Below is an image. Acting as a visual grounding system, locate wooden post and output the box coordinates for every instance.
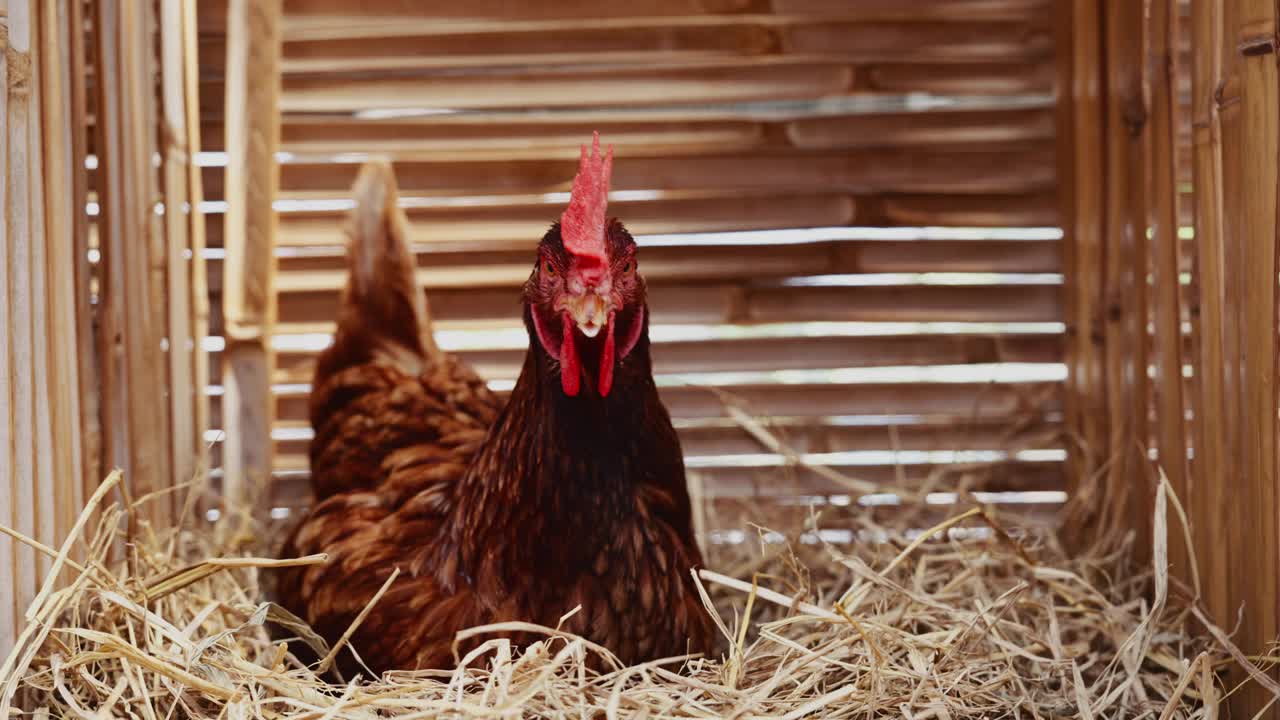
[183,0,211,480]
[161,0,196,492]
[1224,0,1280,713]
[1188,0,1230,631]
[1053,0,1107,537]
[1146,0,1190,583]
[0,0,17,654]
[221,0,281,522]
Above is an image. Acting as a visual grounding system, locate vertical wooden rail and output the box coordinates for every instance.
[1227,0,1280,713]
[5,0,41,639]
[94,1,177,528]
[161,0,196,493]
[222,0,281,522]
[183,0,210,480]
[0,0,91,651]
[1147,0,1190,583]
[1053,0,1107,538]
[1102,0,1153,556]
[0,0,16,654]
[1188,0,1230,630]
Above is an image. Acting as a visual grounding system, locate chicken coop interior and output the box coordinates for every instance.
[4,0,1280,716]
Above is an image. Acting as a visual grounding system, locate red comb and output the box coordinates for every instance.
[560,132,613,266]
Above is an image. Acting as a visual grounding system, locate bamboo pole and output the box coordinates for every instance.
[221,0,281,523]
[1188,0,1229,629]
[1226,0,1280,711]
[1146,0,1190,584]
[1052,0,1107,534]
[1099,0,1153,557]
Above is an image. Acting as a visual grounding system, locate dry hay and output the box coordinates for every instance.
[0,468,1267,719]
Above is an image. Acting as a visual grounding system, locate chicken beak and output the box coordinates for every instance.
[562,292,611,338]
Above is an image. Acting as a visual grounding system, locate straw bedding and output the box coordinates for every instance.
[0,468,1264,718]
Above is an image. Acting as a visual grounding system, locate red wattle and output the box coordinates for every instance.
[560,312,580,396]
[598,312,617,397]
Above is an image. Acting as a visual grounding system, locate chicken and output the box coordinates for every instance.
[276,134,716,675]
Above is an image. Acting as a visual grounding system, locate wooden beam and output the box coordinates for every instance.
[220,0,281,518]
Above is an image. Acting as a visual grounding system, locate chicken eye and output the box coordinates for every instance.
[543,260,556,277]
[623,261,634,274]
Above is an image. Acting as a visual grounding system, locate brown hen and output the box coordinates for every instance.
[277,135,716,675]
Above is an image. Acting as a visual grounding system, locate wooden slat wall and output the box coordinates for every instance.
[0,0,206,652]
[0,0,93,658]
[196,1,1066,519]
[1061,1,1280,716]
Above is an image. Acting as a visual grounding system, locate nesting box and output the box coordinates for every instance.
[2,0,1278,716]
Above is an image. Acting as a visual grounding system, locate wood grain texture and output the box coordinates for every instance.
[220,0,282,518]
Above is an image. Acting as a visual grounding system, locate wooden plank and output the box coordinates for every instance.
[255,380,1062,428]
[1052,0,1106,518]
[245,331,1065,385]
[254,416,1064,461]
[161,0,196,490]
[220,0,281,516]
[230,119,768,155]
[184,0,212,481]
[200,0,1054,36]
[1100,0,1152,558]
[205,111,1055,156]
[255,281,1062,330]
[1147,0,1190,585]
[201,146,1057,200]
[65,0,99,503]
[6,0,41,624]
[214,237,1063,291]
[1189,0,1229,630]
[276,62,856,113]
[0,0,18,651]
[38,0,85,547]
[1227,0,1279,710]
[864,62,1052,95]
[24,0,57,582]
[259,458,1064,506]
[787,108,1055,150]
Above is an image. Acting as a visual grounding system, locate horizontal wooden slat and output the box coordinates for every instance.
[227,282,1061,331]
[210,193,859,248]
[234,459,1063,510]
[207,237,1063,291]
[212,380,1061,428]
[865,62,1052,95]
[209,331,1064,385]
[287,63,859,113]
[203,146,1055,199]
[201,110,1055,156]
[250,415,1063,460]
[200,0,1054,38]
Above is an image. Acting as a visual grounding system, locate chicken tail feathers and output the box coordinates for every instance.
[333,161,439,370]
